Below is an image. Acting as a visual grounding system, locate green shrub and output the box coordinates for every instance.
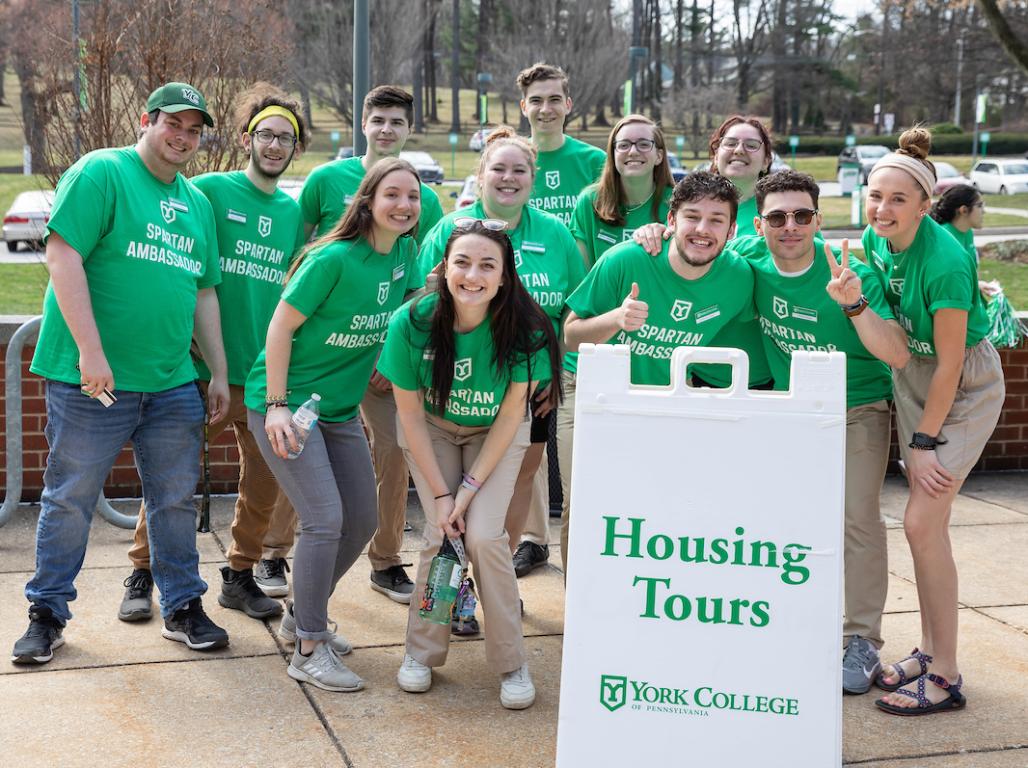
[773,132,1028,156]
[930,122,963,135]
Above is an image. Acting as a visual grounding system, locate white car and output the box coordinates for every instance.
[450,175,478,209]
[399,150,444,184]
[970,159,1028,195]
[3,190,54,252]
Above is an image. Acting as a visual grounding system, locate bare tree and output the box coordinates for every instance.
[976,0,1028,75]
[731,0,771,110]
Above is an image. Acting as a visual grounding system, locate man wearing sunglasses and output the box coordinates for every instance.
[116,85,309,625]
[729,169,910,696]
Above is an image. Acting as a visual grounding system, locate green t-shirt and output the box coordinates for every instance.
[566,240,754,386]
[528,136,606,227]
[733,196,759,237]
[941,221,977,263]
[695,194,771,387]
[863,217,990,356]
[31,146,220,392]
[190,171,306,385]
[298,156,444,244]
[244,236,417,422]
[376,293,550,427]
[412,201,586,331]
[731,235,894,409]
[570,185,674,269]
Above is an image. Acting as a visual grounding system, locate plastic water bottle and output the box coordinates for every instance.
[286,393,321,460]
[419,537,463,625]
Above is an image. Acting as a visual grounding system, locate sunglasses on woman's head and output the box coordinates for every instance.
[454,217,506,232]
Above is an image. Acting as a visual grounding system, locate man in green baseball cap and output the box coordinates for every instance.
[146,81,215,127]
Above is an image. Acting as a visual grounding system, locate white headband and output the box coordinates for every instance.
[869,153,936,198]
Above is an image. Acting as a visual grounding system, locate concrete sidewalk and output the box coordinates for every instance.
[1,474,1026,767]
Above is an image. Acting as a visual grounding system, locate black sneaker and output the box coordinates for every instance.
[370,564,415,604]
[254,558,290,598]
[12,604,65,665]
[118,568,154,622]
[512,541,549,577]
[218,566,283,619]
[162,598,229,651]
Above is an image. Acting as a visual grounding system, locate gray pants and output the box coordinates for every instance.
[248,410,378,641]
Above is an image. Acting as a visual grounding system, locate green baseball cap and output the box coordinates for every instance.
[146,82,214,127]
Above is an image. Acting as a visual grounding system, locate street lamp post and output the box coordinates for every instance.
[352,0,369,155]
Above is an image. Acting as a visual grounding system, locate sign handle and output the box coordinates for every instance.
[669,346,749,396]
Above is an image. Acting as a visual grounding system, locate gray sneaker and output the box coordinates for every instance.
[842,635,881,695]
[287,642,364,692]
[278,599,352,656]
[118,568,154,622]
[254,558,290,597]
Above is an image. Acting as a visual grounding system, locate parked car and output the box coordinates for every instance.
[836,144,890,184]
[667,154,688,182]
[469,127,497,152]
[451,174,478,209]
[277,178,304,201]
[400,150,444,184]
[334,146,354,161]
[933,162,971,195]
[970,159,1028,195]
[3,190,54,252]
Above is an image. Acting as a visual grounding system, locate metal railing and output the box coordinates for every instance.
[1,316,134,529]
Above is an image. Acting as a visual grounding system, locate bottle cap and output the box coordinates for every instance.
[311,393,321,401]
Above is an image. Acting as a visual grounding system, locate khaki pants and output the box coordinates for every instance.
[842,400,892,647]
[556,371,576,574]
[261,491,298,560]
[129,383,282,572]
[894,340,1005,480]
[360,384,410,571]
[402,415,530,674]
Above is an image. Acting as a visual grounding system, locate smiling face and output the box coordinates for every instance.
[479,144,534,213]
[613,121,663,181]
[668,196,735,268]
[866,166,930,248]
[520,79,572,139]
[756,190,822,268]
[714,122,771,186]
[363,106,411,159]
[243,114,297,180]
[369,169,421,239]
[141,109,204,171]
[445,232,505,310]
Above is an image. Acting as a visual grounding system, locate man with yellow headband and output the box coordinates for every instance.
[298,85,444,606]
[115,84,309,626]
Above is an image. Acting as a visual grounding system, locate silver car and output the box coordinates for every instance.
[399,151,444,185]
[3,190,54,252]
[970,159,1028,195]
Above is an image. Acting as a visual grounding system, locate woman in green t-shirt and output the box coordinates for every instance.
[246,157,422,693]
[708,115,774,237]
[862,129,1004,717]
[378,221,560,709]
[930,184,984,263]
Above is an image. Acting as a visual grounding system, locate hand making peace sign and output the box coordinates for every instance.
[824,239,863,306]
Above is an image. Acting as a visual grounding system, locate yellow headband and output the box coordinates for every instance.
[248,106,300,140]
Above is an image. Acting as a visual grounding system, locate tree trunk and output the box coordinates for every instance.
[976,0,1028,76]
[12,55,46,171]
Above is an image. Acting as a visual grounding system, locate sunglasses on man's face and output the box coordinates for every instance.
[760,209,818,228]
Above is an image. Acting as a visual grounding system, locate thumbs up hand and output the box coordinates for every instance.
[824,240,863,306]
[617,282,649,332]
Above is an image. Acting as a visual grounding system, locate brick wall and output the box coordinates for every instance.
[3,317,1028,501]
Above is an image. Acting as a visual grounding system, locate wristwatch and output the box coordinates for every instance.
[909,432,947,451]
[840,295,869,318]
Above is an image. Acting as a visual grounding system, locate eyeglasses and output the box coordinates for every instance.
[972,200,985,209]
[614,138,656,153]
[720,137,764,153]
[454,217,506,232]
[251,129,297,148]
[761,209,818,228]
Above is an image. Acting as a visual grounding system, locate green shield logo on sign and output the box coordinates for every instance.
[600,675,628,712]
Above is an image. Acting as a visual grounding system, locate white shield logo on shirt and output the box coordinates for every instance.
[454,358,472,382]
[258,215,272,238]
[160,200,176,224]
[513,249,523,269]
[890,278,905,295]
[670,299,692,322]
[545,170,560,190]
[773,296,789,319]
[377,281,390,306]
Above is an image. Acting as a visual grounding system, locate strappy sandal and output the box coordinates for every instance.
[875,673,966,716]
[875,647,933,692]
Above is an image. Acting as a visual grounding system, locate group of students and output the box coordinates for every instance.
[11,65,1003,718]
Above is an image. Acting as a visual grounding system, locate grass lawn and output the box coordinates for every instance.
[0,261,49,315]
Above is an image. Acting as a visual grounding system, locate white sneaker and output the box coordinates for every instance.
[397,653,432,692]
[287,643,364,692]
[500,663,536,709]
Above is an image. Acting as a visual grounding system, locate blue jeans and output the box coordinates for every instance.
[25,381,208,622]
